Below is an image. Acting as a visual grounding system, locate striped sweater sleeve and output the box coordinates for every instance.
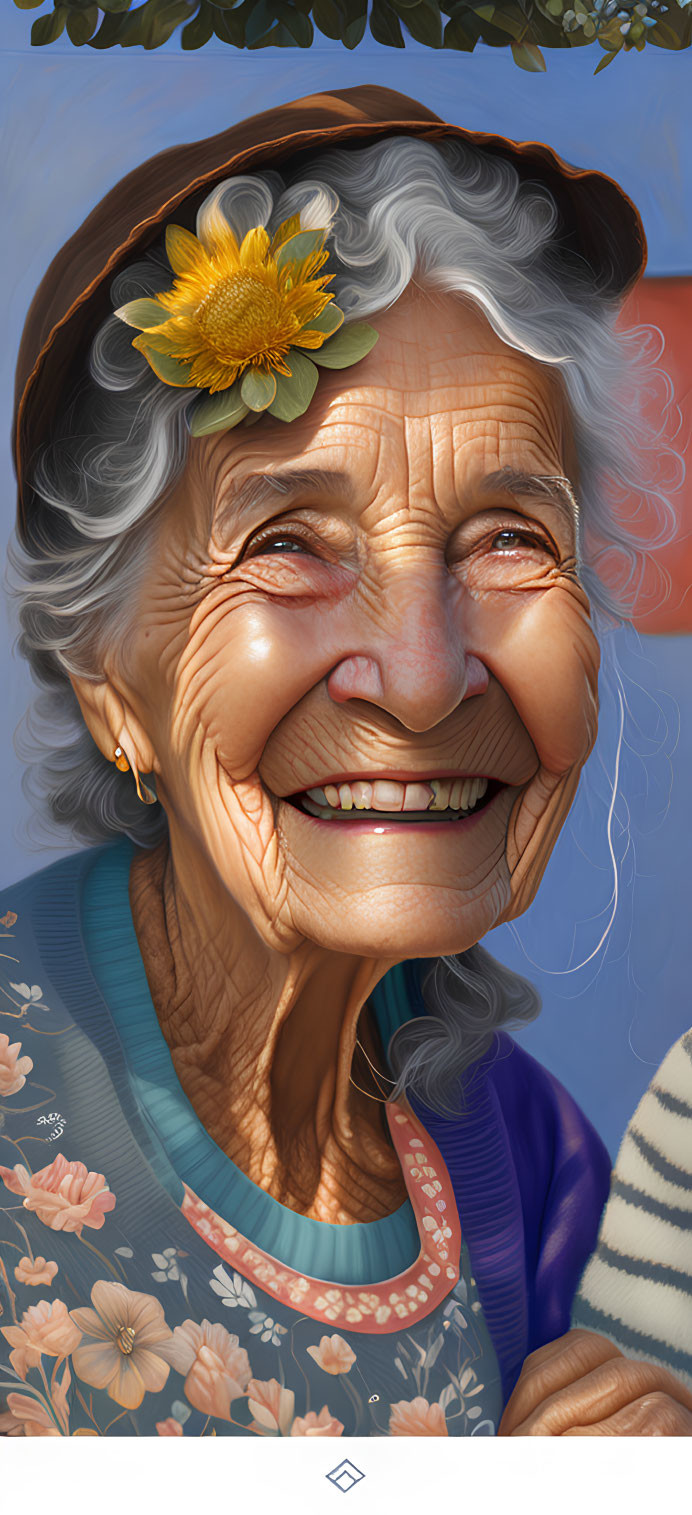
[571,1029,692,1390]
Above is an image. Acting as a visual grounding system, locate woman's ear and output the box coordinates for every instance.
[69,673,159,777]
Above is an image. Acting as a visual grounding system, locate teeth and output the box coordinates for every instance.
[429,779,451,811]
[298,776,490,815]
[402,782,434,812]
[372,780,405,812]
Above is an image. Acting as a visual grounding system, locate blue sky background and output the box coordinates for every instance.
[1,23,691,1156]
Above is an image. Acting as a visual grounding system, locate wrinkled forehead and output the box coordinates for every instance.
[188,292,576,529]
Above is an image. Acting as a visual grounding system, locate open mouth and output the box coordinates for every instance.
[283,775,503,823]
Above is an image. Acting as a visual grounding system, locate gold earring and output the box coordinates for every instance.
[114,745,157,805]
[133,768,158,807]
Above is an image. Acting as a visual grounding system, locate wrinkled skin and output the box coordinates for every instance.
[499,1330,692,1436]
[72,288,599,1233]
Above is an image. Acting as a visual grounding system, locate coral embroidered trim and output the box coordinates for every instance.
[181,1099,460,1334]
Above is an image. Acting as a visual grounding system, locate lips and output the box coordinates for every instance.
[283,774,501,823]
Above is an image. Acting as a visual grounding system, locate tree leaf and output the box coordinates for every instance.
[398,0,443,45]
[312,0,342,35]
[31,7,68,44]
[593,44,618,70]
[241,368,277,410]
[189,383,250,436]
[66,4,99,44]
[369,0,405,45]
[310,322,379,370]
[268,351,319,421]
[13,0,47,10]
[181,3,214,46]
[511,40,547,68]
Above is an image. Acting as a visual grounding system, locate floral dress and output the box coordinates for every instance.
[0,843,504,1438]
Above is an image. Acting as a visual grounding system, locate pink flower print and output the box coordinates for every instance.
[0,1034,33,1096]
[156,1416,184,1436]
[389,1396,449,1436]
[2,1299,81,1379]
[247,1377,296,1435]
[0,1361,71,1437]
[13,1255,58,1288]
[306,1334,356,1376]
[70,1280,173,1410]
[166,1319,251,1422]
[0,1154,116,1234]
[291,1407,344,1437]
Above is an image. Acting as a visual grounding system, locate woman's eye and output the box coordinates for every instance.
[491,529,542,552]
[247,535,309,558]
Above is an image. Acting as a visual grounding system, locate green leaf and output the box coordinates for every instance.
[98,0,134,11]
[443,16,478,50]
[31,7,68,44]
[136,345,193,386]
[212,8,244,42]
[398,0,442,46]
[189,384,249,437]
[116,298,168,329]
[312,0,342,36]
[511,40,547,69]
[369,0,405,46]
[310,322,379,370]
[295,302,344,340]
[13,0,46,10]
[66,3,99,44]
[268,352,319,422]
[241,369,277,411]
[275,229,326,274]
[181,3,214,46]
[343,11,366,44]
[274,0,313,43]
[593,46,618,71]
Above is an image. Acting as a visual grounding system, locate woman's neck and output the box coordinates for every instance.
[128,835,410,1224]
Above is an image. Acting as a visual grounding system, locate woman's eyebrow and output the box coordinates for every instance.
[215,467,353,532]
[479,467,578,527]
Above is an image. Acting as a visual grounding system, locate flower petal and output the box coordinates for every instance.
[165,224,209,278]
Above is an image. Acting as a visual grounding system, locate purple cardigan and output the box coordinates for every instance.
[410,1031,611,1399]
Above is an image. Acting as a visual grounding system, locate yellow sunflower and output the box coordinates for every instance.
[116,207,378,437]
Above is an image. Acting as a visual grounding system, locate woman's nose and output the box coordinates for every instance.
[326,577,488,731]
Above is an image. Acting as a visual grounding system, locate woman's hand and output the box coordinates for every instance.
[498,1329,692,1436]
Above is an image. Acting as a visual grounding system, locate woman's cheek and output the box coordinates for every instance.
[172,591,352,777]
[467,587,600,777]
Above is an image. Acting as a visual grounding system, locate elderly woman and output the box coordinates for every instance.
[1,87,690,1439]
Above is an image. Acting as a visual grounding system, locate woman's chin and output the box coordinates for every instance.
[288,877,513,960]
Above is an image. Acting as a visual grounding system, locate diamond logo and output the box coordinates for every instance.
[326,1459,366,1493]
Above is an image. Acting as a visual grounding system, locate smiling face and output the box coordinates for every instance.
[102,288,599,960]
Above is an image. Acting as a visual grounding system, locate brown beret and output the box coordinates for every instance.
[13,83,646,539]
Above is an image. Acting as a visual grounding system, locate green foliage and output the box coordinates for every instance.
[12,0,692,66]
